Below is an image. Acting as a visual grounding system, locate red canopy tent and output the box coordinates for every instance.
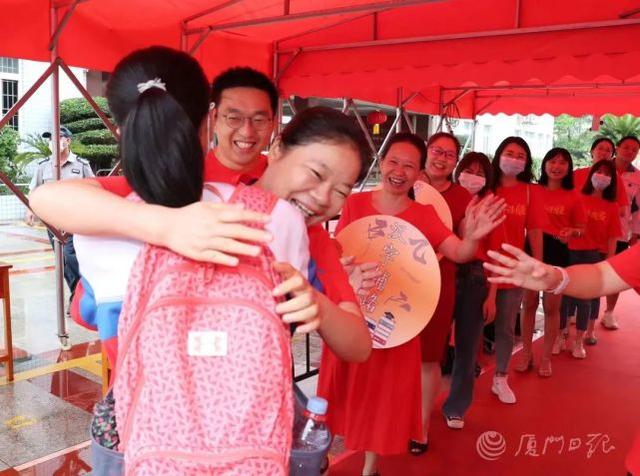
[2,0,640,117]
[1,0,640,349]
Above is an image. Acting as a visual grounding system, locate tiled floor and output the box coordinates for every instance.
[0,379,93,468]
[1,223,96,357]
[1,223,102,474]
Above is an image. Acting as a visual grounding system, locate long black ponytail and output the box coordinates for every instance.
[107,46,210,207]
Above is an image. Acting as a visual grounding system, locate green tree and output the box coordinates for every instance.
[60,97,119,171]
[599,114,640,144]
[15,133,51,163]
[0,127,24,189]
[553,115,594,167]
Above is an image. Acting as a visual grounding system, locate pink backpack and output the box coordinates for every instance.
[113,185,293,475]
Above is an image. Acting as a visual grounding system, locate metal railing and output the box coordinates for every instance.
[0,183,29,222]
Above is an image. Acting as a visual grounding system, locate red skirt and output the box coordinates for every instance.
[420,258,456,362]
[318,338,423,455]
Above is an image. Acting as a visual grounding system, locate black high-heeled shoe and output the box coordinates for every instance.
[408,439,429,455]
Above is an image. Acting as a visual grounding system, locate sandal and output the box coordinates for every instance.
[408,439,429,455]
[538,357,552,378]
[444,414,465,429]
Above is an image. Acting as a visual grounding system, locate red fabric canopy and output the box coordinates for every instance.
[2,0,640,117]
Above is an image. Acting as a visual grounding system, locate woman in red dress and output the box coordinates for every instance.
[330,132,505,476]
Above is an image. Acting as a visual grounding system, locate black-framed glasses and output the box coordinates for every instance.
[429,146,457,161]
[220,113,273,131]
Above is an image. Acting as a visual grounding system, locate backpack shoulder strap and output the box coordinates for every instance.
[229,183,279,215]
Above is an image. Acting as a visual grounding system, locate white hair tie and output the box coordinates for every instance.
[137,78,166,94]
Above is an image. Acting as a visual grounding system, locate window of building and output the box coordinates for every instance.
[2,79,19,129]
[0,57,19,74]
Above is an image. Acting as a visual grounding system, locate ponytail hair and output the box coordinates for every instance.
[107,46,210,207]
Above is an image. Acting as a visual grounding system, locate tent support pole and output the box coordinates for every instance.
[436,88,445,132]
[59,60,118,138]
[352,100,402,191]
[182,0,246,24]
[58,59,121,176]
[0,62,66,242]
[443,81,640,92]
[278,17,640,54]
[401,91,420,108]
[275,49,300,84]
[341,98,349,114]
[273,45,284,136]
[403,110,415,133]
[189,30,213,55]
[395,88,403,133]
[49,0,88,50]
[49,0,70,351]
[476,99,499,115]
[276,12,376,46]
[0,62,56,130]
[186,0,441,35]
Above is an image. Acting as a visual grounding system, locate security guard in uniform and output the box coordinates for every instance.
[26,126,94,305]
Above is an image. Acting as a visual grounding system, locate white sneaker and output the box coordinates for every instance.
[551,334,567,355]
[492,375,516,404]
[572,340,587,359]
[601,311,619,330]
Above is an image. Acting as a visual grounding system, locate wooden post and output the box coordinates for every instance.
[0,263,14,382]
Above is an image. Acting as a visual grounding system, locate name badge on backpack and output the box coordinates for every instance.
[188,331,228,357]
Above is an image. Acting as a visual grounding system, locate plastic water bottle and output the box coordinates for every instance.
[293,396,330,451]
[290,396,331,475]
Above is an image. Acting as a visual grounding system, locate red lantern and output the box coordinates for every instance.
[367,110,387,135]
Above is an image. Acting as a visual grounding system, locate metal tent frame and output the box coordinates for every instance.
[1,0,639,353]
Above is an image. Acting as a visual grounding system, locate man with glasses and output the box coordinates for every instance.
[205,67,278,185]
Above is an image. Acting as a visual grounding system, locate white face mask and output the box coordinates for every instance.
[499,156,526,177]
[458,171,486,195]
[591,173,612,191]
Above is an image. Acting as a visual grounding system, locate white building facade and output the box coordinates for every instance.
[1,57,90,143]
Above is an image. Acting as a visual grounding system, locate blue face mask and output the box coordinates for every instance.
[499,156,526,177]
[591,173,611,191]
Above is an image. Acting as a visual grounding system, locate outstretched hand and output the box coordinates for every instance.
[463,194,506,241]
[483,243,561,292]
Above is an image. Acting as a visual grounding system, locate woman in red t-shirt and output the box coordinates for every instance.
[418,132,473,440]
[573,137,628,209]
[515,148,585,377]
[331,132,504,476]
[485,136,546,405]
[557,159,621,359]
